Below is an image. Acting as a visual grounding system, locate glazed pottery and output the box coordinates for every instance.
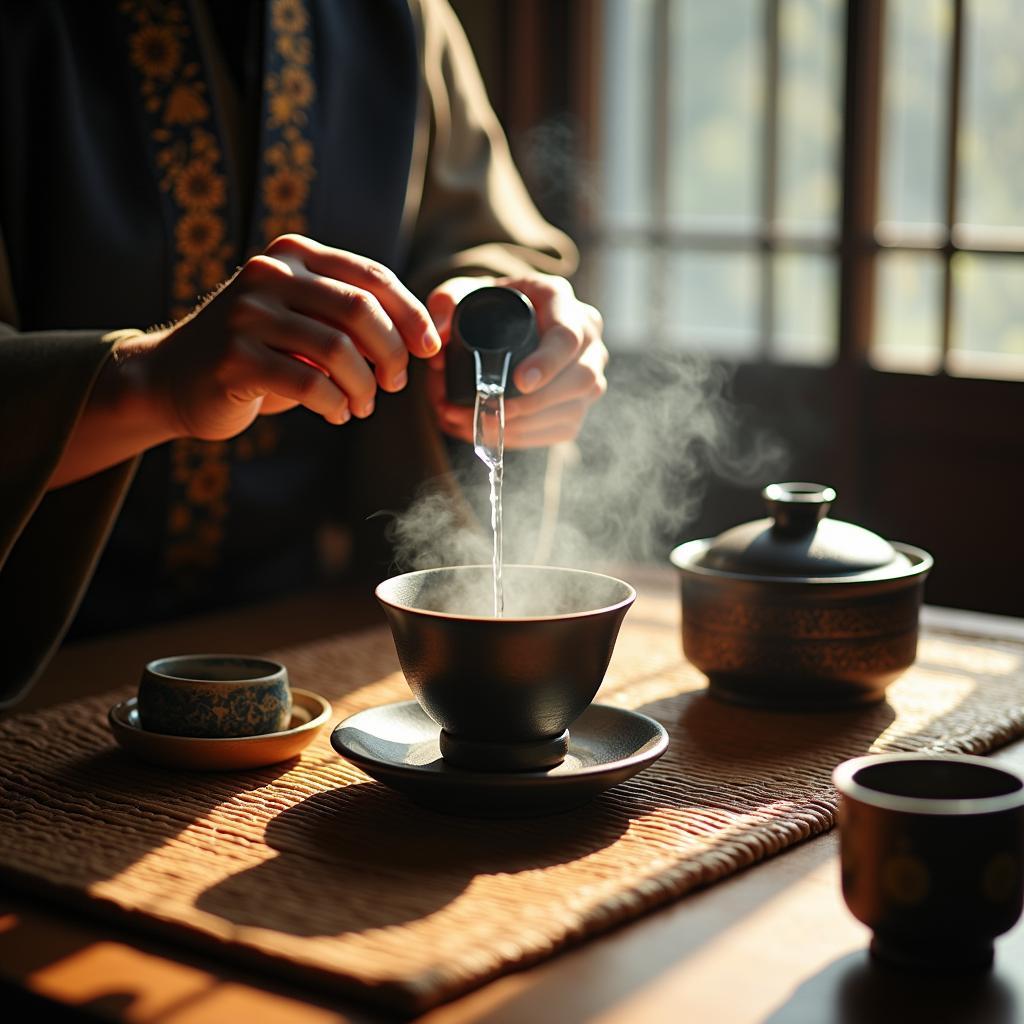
[110,689,330,771]
[834,753,1024,970]
[137,654,292,738]
[376,565,636,771]
[670,482,932,709]
[331,700,668,816]
[444,286,538,405]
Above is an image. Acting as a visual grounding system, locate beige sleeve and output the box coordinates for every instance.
[403,0,580,296]
[0,231,139,707]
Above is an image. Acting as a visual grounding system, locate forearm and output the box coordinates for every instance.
[48,331,181,490]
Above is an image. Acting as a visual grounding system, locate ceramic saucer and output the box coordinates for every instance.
[330,700,669,816]
[109,688,331,771]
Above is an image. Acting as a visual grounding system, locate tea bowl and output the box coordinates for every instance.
[375,565,636,772]
[834,753,1024,971]
[137,654,292,738]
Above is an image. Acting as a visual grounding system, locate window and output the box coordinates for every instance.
[588,0,1024,382]
[454,0,1024,614]
[874,0,1024,379]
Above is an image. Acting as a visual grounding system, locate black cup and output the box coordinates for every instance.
[834,753,1024,971]
[376,565,635,772]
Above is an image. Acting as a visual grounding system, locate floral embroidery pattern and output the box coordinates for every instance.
[121,0,317,588]
[121,2,233,322]
[260,0,317,242]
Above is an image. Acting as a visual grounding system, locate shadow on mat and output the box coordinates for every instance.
[1,747,296,887]
[196,781,631,935]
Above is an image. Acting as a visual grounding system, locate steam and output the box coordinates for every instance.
[385,116,788,611]
[385,352,787,598]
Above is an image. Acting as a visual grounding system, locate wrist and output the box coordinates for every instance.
[99,330,185,444]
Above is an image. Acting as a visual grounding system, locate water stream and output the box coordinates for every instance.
[472,349,512,617]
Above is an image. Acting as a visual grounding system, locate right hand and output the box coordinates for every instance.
[136,234,441,441]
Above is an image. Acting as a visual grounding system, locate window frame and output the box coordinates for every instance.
[456,0,1024,616]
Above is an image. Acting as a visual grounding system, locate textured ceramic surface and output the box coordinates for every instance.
[671,484,932,709]
[835,754,1024,971]
[109,689,330,771]
[376,565,636,771]
[676,558,929,708]
[331,700,669,817]
[137,655,291,738]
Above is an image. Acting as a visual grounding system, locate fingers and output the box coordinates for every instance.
[422,274,609,450]
[229,293,377,417]
[426,276,495,371]
[503,346,608,421]
[264,235,442,359]
[242,255,407,394]
[435,398,591,449]
[231,337,351,425]
[426,276,495,343]
[496,277,600,395]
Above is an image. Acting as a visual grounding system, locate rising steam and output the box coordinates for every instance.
[385,351,787,598]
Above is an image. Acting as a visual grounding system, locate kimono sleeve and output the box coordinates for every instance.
[404,0,580,295]
[0,231,139,707]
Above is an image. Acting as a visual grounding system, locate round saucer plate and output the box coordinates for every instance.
[109,688,331,771]
[330,701,669,816]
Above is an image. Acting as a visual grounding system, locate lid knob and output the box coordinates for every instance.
[763,482,837,537]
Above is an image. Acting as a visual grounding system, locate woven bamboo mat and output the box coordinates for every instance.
[1,585,1024,1013]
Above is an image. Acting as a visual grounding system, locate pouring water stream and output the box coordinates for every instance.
[473,348,512,617]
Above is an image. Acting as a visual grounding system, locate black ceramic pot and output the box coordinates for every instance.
[376,565,636,772]
[834,754,1024,971]
[669,483,932,709]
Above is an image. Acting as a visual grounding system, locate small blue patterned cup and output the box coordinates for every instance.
[137,655,292,738]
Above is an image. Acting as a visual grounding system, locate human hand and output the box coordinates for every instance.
[425,274,608,447]
[140,234,441,441]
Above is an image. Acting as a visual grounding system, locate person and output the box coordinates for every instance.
[0,0,608,706]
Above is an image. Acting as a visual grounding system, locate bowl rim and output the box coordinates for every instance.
[833,753,1024,816]
[144,654,286,686]
[375,564,637,622]
[670,539,933,586]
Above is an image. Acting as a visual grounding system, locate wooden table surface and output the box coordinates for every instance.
[2,570,1023,1024]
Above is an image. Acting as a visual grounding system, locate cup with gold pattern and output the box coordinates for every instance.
[834,753,1024,971]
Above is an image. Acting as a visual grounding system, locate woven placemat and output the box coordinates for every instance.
[2,586,1024,1013]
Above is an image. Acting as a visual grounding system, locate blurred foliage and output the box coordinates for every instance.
[598,0,1024,373]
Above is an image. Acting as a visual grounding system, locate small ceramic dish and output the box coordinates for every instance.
[109,688,331,771]
[331,700,669,817]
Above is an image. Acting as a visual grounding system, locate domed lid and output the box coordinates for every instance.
[696,483,909,579]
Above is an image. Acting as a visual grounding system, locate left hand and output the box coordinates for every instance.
[425,275,608,447]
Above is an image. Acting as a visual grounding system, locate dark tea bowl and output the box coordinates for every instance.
[834,753,1024,972]
[375,565,636,772]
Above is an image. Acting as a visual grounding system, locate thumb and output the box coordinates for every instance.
[426,276,494,344]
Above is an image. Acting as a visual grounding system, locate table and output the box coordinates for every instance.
[2,570,1022,1024]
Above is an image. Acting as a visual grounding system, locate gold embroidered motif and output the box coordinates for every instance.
[272,0,308,36]
[122,0,316,589]
[261,0,316,242]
